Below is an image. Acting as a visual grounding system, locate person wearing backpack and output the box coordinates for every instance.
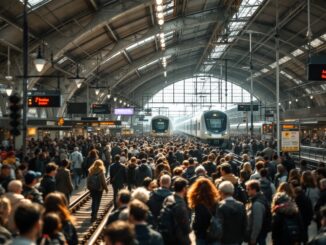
[271,192,303,245]
[245,180,270,245]
[147,175,172,229]
[217,181,247,245]
[158,177,191,245]
[215,163,247,204]
[87,159,108,222]
[135,159,152,187]
[187,177,220,245]
[258,168,275,203]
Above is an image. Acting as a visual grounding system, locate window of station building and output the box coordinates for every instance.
[145,77,255,117]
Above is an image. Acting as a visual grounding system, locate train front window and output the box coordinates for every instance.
[204,112,226,133]
[152,119,169,132]
[207,119,222,130]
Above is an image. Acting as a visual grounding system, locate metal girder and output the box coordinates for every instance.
[108,38,207,89]
[56,10,222,116]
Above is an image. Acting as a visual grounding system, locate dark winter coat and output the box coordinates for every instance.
[218,197,247,244]
[135,224,164,245]
[40,175,56,198]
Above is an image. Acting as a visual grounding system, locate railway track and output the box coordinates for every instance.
[69,178,114,244]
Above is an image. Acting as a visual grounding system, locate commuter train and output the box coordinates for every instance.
[176,110,230,145]
[150,115,172,137]
[229,122,275,140]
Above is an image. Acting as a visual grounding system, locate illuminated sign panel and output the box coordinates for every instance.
[308,64,326,81]
[114,108,134,115]
[27,91,61,107]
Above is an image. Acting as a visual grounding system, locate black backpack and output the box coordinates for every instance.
[158,197,177,243]
[87,173,101,191]
[233,183,248,204]
[282,215,301,243]
[259,179,273,202]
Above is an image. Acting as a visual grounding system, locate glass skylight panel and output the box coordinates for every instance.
[291,49,304,57]
[57,56,68,64]
[261,68,269,73]
[269,62,277,69]
[320,84,326,91]
[310,38,324,48]
[278,56,291,65]
[201,0,264,72]
[20,0,51,10]
[320,33,326,41]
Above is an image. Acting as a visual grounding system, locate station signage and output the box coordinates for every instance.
[27,90,61,107]
[281,123,300,152]
[308,64,326,81]
[92,104,110,114]
[237,104,259,111]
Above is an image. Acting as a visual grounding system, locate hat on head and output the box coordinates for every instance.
[24,170,42,184]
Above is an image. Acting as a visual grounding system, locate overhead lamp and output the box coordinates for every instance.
[162,57,166,62]
[295,98,298,102]
[157,5,163,11]
[75,79,82,88]
[164,71,167,77]
[127,104,130,107]
[157,12,164,19]
[288,101,292,105]
[123,102,126,106]
[5,47,13,81]
[119,99,122,103]
[161,43,166,48]
[160,33,164,38]
[114,97,117,102]
[278,102,281,106]
[307,106,311,109]
[34,46,46,72]
[95,88,100,95]
[310,95,313,99]
[156,0,163,4]
[158,19,164,25]
[107,94,111,99]
[5,88,13,96]
[163,63,167,68]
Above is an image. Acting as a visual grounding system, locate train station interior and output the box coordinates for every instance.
[0,0,326,244]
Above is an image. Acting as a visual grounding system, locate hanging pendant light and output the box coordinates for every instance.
[5,47,13,81]
[5,88,13,96]
[34,46,46,72]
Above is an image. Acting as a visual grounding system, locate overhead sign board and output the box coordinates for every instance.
[27,90,61,107]
[67,103,87,114]
[114,108,134,115]
[308,64,326,81]
[237,104,259,111]
[92,104,110,114]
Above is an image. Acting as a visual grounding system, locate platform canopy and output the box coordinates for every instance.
[0,0,325,117]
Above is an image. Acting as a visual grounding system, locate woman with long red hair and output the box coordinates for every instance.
[44,192,78,245]
[187,177,220,245]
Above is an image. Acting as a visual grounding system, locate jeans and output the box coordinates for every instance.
[196,239,220,245]
[72,168,82,188]
[112,186,123,209]
[90,190,103,219]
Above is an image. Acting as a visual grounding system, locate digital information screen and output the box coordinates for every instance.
[308,64,326,81]
[27,91,61,107]
[237,104,259,111]
[114,108,134,115]
[92,104,110,114]
[67,102,87,114]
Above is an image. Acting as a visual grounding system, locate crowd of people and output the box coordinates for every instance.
[0,135,325,245]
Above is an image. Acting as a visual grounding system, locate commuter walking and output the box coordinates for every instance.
[159,177,191,245]
[44,192,78,245]
[0,197,11,244]
[103,221,137,245]
[110,155,127,209]
[83,149,99,177]
[217,181,247,245]
[40,163,58,199]
[87,159,108,222]
[187,177,220,245]
[69,147,83,189]
[22,170,43,204]
[245,180,270,245]
[56,159,74,203]
[271,193,303,245]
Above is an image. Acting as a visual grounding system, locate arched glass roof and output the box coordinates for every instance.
[145,76,256,118]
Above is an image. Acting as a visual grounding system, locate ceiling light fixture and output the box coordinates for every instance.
[114,97,117,102]
[95,88,100,95]
[157,5,163,11]
[5,88,13,96]
[295,98,298,102]
[34,45,46,72]
[156,0,163,4]
[157,12,164,19]
[158,19,164,25]
[5,47,13,81]
[310,95,313,99]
